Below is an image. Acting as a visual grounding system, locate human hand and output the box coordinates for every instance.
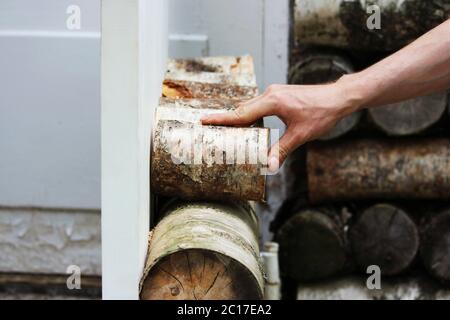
[201,80,361,172]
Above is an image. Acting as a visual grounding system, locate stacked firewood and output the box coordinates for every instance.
[140,56,268,300]
[273,0,450,299]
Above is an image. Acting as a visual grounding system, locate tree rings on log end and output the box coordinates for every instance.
[139,201,264,299]
[368,92,447,136]
[420,209,450,283]
[349,204,419,276]
[276,210,346,282]
[140,249,262,300]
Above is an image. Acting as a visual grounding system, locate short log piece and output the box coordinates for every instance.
[151,120,269,201]
[140,201,264,300]
[420,208,450,283]
[307,138,450,203]
[276,209,347,282]
[368,92,447,135]
[349,204,419,276]
[293,0,450,51]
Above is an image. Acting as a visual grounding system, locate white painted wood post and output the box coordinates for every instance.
[101,0,167,299]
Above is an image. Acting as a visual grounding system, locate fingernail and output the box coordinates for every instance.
[200,115,209,123]
[268,156,279,173]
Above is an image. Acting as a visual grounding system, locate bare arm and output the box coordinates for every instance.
[201,20,450,172]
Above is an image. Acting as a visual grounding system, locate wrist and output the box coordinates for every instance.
[336,72,372,113]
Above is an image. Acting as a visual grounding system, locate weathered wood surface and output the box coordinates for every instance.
[151,120,269,201]
[294,0,450,51]
[349,204,419,276]
[167,55,255,75]
[276,209,347,282]
[368,92,448,135]
[289,53,361,139]
[165,71,257,87]
[420,208,450,283]
[162,79,258,100]
[307,139,450,203]
[140,201,264,300]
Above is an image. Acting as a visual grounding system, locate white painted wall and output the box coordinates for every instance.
[0,0,101,209]
[101,0,168,300]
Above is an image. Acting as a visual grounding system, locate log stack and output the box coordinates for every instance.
[275,0,450,299]
[143,55,267,300]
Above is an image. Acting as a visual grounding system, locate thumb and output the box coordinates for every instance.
[267,130,302,173]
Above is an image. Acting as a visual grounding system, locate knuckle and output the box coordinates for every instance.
[234,107,246,121]
[278,144,290,160]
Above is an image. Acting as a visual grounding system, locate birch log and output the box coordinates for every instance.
[294,0,450,51]
[139,200,264,300]
[289,53,361,139]
[349,204,419,276]
[167,55,255,75]
[276,209,347,282]
[151,120,269,201]
[162,79,258,100]
[166,55,257,87]
[420,208,450,283]
[157,97,264,127]
[368,92,447,135]
[307,139,450,203]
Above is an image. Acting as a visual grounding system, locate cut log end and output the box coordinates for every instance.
[420,209,450,283]
[368,92,447,135]
[277,210,346,282]
[349,204,419,276]
[140,249,262,300]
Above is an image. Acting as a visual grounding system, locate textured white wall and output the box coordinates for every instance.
[0,208,101,275]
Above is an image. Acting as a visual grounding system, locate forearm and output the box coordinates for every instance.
[340,19,450,110]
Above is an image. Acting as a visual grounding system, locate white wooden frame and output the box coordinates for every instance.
[101,0,167,299]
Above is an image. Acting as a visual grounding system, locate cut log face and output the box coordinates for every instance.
[276,210,346,282]
[141,249,261,300]
[307,139,450,203]
[139,201,264,300]
[289,53,361,140]
[162,79,258,100]
[368,92,447,135]
[294,0,450,51]
[349,204,419,276]
[420,209,450,283]
[151,120,269,201]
